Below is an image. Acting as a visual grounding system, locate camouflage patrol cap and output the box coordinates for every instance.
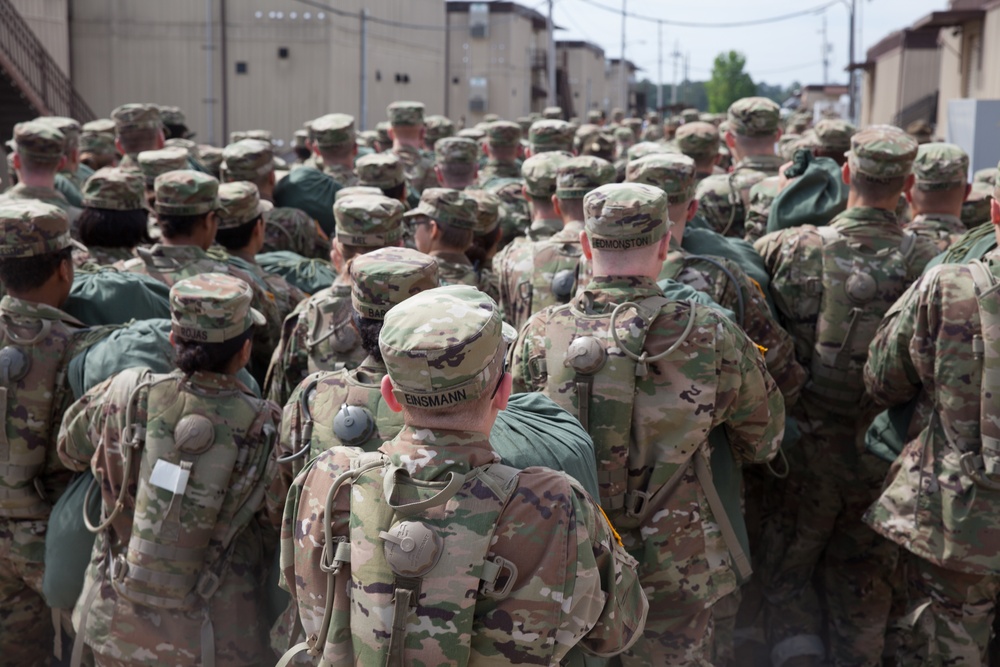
[624,118,643,137]
[79,132,117,156]
[81,168,145,211]
[387,101,425,127]
[680,108,700,123]
[351,246,439,320]
[356,152,405,189]
[82,118,116,138]
[556,155,616,199]
[198,145,224,175]
[516,116,533,133]
[137,147,188,187]
[379,285,516,409]
[974,167,996,186]
[466,189,501,235]
[912,142,969,190]
[245,130,273,143]
[521,152,568,198]
[229,131,248,144]
[111,103,162,132]
[164,138,200,163]
[965,181,992,227]
[528,119,574,152]
[611,108,625,122]
[792,129,821,154]
[403,188,478,230]
[613,126,635,144]
[813,119,856,153]
[846,125,918,179]
[216,181,267,229]
[335,186,384,201]
[434,137,478,165]
[584,182,669,249]
[170,273,265,343]
[587,109,604,123]
[334,194,404,246]
[482,113,500,123]
[675,121,720,158]
[292,130,308,149]
[625,153,697,204]
[12,121,66,161]
[374,122,392,145]
[309,113,355,148]
[35,117,80,148]
[158,106,187,128]
[0,201,72,258]
[457,128,486,141]
[357,130,378,149]
[778,133,803,161]
[222,139,274,181]
[626,141,668,162]
[727,97,781,137]
[153,170,219,216]
[425,114,455,146]
[543,106,563,120]
[485,120,521,147]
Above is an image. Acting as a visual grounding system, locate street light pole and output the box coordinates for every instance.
[620,0,627,114]
[848,0,856,123]
[657,20,663,111]
[547,0,556,108]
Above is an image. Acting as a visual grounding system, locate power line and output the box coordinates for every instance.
[574,0,839,28]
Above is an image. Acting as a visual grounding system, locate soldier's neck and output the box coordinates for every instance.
[16,171,56,189]
[846,190,902,213]
[229,246,257,263]
[161,236,211,251]
[7,282,64,310]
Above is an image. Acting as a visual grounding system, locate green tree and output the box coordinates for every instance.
[705,51,756,113]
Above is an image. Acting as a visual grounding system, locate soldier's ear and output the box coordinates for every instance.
[580,231,593,260]
[687,199,699,222]
[841,162,851,186]
[992,199,1000,225]
[381,375,403,413]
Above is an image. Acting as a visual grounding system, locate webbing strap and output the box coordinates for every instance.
[70,570,103,667]
[201,612,216,667]
[384,585,415,667]
[119,561,198,589]
[128,535,203,561]
[693,452,752,580]
[274,642,311,667]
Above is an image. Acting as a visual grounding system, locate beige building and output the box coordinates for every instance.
[859,27,941,128]
[556,40,608,120]
[1,0,446,146]
[445,1,551,125]
[605,58,640,115]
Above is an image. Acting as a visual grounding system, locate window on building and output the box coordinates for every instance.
[470,76,488,112]
[470,3,489,39]
[236,62,248,74]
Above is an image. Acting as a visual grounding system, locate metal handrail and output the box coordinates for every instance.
[0,0,95,120]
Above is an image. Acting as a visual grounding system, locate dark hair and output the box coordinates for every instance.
[434,221,474,250]
[466,225,501,269]
[163,124,188,141]
[319,144,355,161]
[117,127,160,155]
[382,182,406,200]
[813,148,848,167]
[214,216,260,251]
[158,212,209,239]
[528,194,553,208]
[0,246,72,292]
[851,173,906,201]
[174,328,252,375]
[352,311,383,363]
[77,207,152,249]
[294,147,311,162]
[439,163,475,182]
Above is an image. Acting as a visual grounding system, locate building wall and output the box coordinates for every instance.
[864,48,902,125]
[937,26,964,131]
[898,46,941,114]
[69,0,445,146]
[12,0,70,75]
[558,44,607,118]
[605,62,636,114]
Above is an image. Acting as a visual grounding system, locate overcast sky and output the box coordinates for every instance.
[548,0,947,87]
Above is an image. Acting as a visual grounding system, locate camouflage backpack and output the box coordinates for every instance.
[78,368,277,666]
[962,260,1000,488]
[278,450,521,666]
[808,226,920,414]
[301,285,363,371]
[500,239,584,332]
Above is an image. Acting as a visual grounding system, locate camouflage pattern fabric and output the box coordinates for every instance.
[847,125,918,179]
[356,152,405,190]
[727,97,781,137]
[813,119,856,154]
[386,101,424,127]
[322,163,359,188]
[0,183,80,226]
[138,147,188,187]
[12,121,66,161]
[392,144,437,196]
[904,213,968,253]
[912,142,968,190]
[152,169,217,216]
[309,113,355,148]
[528,120,574,153]
[696,154,785,238]
[222,139,274,183]
[744,176,781,244]
[112,103,162,133]
[262,206,330,259]
[82,167,145,211]
[676,121,720,159]
[404,188,478,231]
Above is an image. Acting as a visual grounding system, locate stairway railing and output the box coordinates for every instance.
[0,0,95,121]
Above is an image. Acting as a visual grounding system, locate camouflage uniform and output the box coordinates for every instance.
[121,170,280,381]
[743,176,781,244]
[517,151,569,242]
[813,119,855,162]
[35,116,87,206]
[478,121,523,184]
[697,98,784,238]
[388,102,438,196]
[110,104,162,173]
[512,183,785,666]
[197,145,224,179]
[963,182,993,228]
[221,139,274,186]
[434,136,478,185]
[265,193,403,407]
[755,126,939,667]
[74,167,147,267]
[404,188,480,286]
[79,131,117,171]
[273,127,341,235]
[356,151,406,210]
[863,235,1000,666]
[0,121,81,225]
[280,285,648,664]
[675,121,724,182]
[310,114,359,187]
[164,138,207,173]
[137,147,188,189]
[262,206,330,259]
[0,202,96,665]
[528,119,574,155]
[903,143,969,252]
[465,188,502,301]
[58,273,281,667]
[493,156,614,330]
[424,114,455,151]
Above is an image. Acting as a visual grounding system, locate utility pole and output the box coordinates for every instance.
[657,20,663,111]
[670,41,681,105]
[547,0,556,108]
[820,15,830,84]
[684,52,689,105]
[848,0,857,123]
[204,0,215,146]
[359,9,368,130]
[619,0,627,114]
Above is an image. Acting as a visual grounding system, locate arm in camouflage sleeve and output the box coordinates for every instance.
[56,374,117,472]
[863,273,927,409]
[264,300,310,405]
[714,314,785,464]
[510,308,551,395]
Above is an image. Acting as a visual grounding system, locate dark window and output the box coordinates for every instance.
[236,62,248,74]
[278,47,289,59]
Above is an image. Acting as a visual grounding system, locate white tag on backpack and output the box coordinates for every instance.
[149,459,191,495]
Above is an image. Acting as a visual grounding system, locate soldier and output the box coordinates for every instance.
[903,142,970,252]
[1,121,81,225]
[214,181,306,321]
[290,129,310,166]
[309,113,359,187]
[137,147,188,205]
[675,121,724,182]
[279,283,647,664]
[75,167,151,266]
[906,119,934,145]
[517,152,568,242]
[373,121,392,153]
[79,129,118,172]
[433,136,479,189]
[755,125,939,667]
[743,176,781,243]
[221,138,277,201]
[478,120,523,184]
[613,126,636,161]
[640,113,662,141]
[387,101,438,195]
[261,206,330,259]
[610,107,626,125]
[512,182,784,666]
[543,105,563,119]
[111,103,165,172]
[698,97,784,238]
[264,193,404,406]
[424,114,455,151]
[527,119,574,156]
[273,124,341,234]
[0,201,99,665]
[964,181,993,228]
[404,188,482,287]
[812,118,856,166]
[494,155,615,330]
[58,272,281,667]
[356,152,408,205]
[862,165,1000,665]
[198,145,224,179]
[121,170,280,382]
[159,105,195,140]
[36,116,90,206]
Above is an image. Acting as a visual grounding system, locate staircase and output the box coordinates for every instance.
[0,0,95,141]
